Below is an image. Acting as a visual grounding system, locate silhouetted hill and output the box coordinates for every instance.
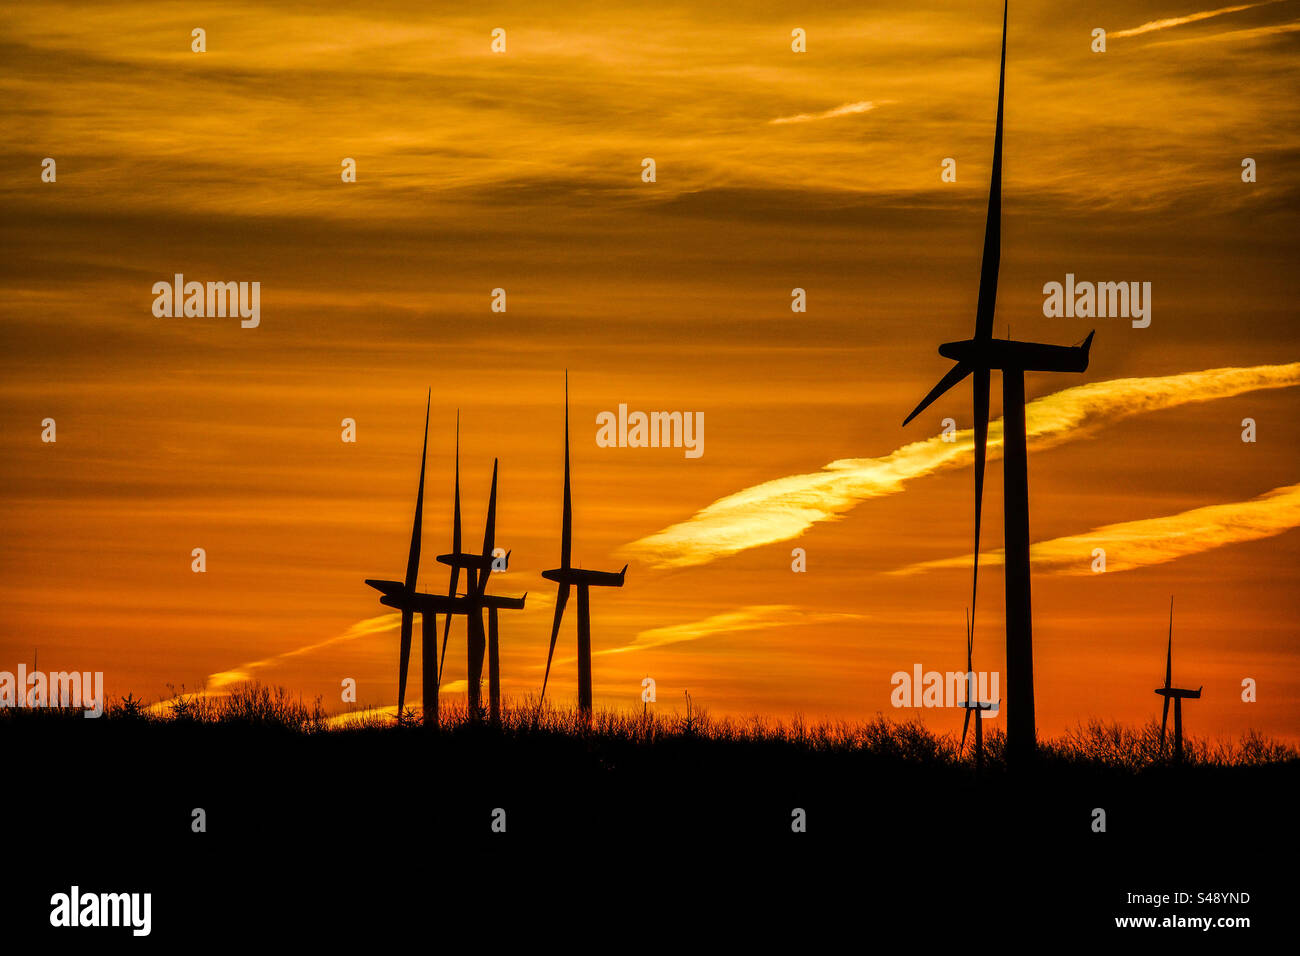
[4,686,1291,941]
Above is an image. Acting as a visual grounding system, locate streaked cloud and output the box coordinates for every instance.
[771,100,883,125]
[624,364,1300,568]
[206,613,400,691]
[893,483,1300,576]
[1112,1,1282,38]
[1150,18,1300,42]
[601,606,864,657]
[177,615,459,719]
[540,605,865,669]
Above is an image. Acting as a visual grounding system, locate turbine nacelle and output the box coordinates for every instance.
[1155,686,1203,699]
[379,592,416,611]
[541,565,627,588]
[936,331,1094,373]
[436,549,510,572]
[405,590,526,614]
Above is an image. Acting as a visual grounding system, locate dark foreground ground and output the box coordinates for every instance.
[2,699,1294,943]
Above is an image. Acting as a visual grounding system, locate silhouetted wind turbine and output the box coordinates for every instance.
[1155,597,1201,763]
[958,608,998,776]
[902,0,1093,766]
[437,458,524,722]
[364,391,431,720]
[539,376,627,725]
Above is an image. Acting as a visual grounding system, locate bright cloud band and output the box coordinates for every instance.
[893,483,1300,576]
[624,363,1300,569]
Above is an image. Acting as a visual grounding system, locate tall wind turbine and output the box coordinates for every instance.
[902,0,1094,766]
[958,608,998,776]
[1155,597,1201,763]
[364,391,431,720]
[539,376,627,725]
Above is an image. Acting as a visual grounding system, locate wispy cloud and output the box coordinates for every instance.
[1149,18,1300,42]
[206,613,400,691]
[602,606,863,657]
[893,483,1300,576]
[1112,1,1283,38]
[771,101,882,125]
[540,605,864,669]
[624,364,1300,569]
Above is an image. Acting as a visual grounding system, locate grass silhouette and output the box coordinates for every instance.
[7,681,1290,772]
[7,679,1296,937]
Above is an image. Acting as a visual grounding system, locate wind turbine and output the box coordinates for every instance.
[958,608,998,776]
[902,0,1094,766]
[539,376,627,725]
[1155,597,1201,763]
[364,391,431,721]
[437,458,524,722]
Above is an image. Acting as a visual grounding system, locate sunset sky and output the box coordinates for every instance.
[2,0,1298,742]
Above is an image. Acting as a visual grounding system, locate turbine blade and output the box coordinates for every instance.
[966,607,973,673]
[398,608,413,715]
[902,362,971,427]
[405,391,430,590]
[478,459,499,597]
[973,0,1007,343]
[961,607,973,758]
[562,373,572,570]
[452,411,462,560]
[440,415,461,688]
[1165,596,1174,689]
[971,366,990,625]
[437,615,453,691]
[538,582,571,707]
[483,459,498,559]
[1160,695,1170,752]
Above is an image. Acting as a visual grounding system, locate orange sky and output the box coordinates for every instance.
[2,0,1298,742]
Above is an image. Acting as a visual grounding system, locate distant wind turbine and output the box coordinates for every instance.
[1155,597,1201,763]
[539,376,627,725]
[958,608,998,776]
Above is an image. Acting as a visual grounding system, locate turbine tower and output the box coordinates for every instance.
[1155,597,1201,763]
[902,0,1094,767]
[539,376,627,725]
[363,391,431,721]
